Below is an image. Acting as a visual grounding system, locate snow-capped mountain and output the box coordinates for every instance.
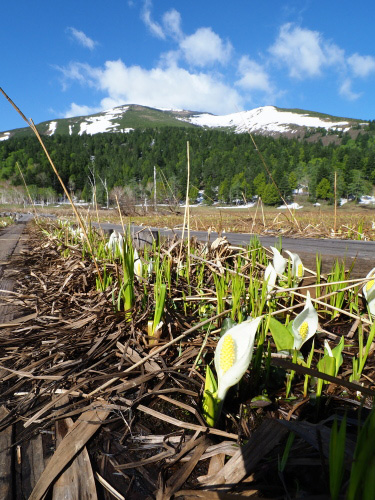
[181,106,354,135]
[0,104,366,141]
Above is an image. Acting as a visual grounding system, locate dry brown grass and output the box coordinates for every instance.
[4,196,375,240]
[96,200,375,240]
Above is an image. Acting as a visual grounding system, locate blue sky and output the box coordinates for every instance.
[1,0,375,132]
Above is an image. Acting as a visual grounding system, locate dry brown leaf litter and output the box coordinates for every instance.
[0,221,375,499]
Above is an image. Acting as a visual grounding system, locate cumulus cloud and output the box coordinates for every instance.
[236,56,273,93]
[139,2,232,69]
[348,53,375,78]
[180,27,232,67]
[59,6,375,118]
[59,59,243,115]
[269,23,344,78]
[66,27,98,50]
[339,79,361,101]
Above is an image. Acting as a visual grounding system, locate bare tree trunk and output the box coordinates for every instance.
[98,174,109,209]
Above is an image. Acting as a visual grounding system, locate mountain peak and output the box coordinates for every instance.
[0,104,366,141]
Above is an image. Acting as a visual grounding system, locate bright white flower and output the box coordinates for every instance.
[270,246,287,275]
[292,291,318,350]
[147,259,154,277]
[264,263,277,294]
[106,230,124,256]
[133,247,143,281]
[214,317,261,401]
[363,267,375,316]
[285,250,304,280]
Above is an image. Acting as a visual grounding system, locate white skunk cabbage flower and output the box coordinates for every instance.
[270,246,287,275]
[292,291,318,350]
[133,247,143,281]
[106,230,124,256]
[214,317,261,402]
[264,263,277,294]
[363,267,375,316]
[147,259,154,277]
[285,250,304,280]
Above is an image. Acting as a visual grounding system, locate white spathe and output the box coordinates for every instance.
[147,259,154,277]
[363,267,375,316]
[214,317,261,401]
[264,263,277,294]
[285,250,304,280]
[292,291,318,350]
[133,247,143,281]
[270,246,287,275]
[106,230,124,256]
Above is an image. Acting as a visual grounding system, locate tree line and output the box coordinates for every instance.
[0,126,374,206]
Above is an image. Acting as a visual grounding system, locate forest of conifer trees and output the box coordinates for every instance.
[1,125,375,206]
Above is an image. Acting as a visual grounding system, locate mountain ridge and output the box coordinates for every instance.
[0,104,368,142]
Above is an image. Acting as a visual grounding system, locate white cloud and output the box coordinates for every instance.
[158,50,180,68]
[66,27,98,50]
[339,79,361,101]
[141,0,165,39]
[59,59,243,115]
[162,9,183,40]
[64,103,101,118]
[55,62,101,90]
[348,53,375,78]
[236,56,273,93]
[139,3,231,69]
[180,27,233,67]
[269,23,344,79]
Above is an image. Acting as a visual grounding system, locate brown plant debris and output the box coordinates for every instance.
[0,220,374,499]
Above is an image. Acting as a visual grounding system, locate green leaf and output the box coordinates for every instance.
[204,364,218,394]
[348,410,375,500]
[317,355,336,382]
[269,317,294,351]
[329,415,346,500]
[331,336,344,376]
[202,365,219,427]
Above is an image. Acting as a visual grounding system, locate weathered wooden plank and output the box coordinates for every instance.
[21,433,45,499]
[29,406,109,500]
[53,417,97,500]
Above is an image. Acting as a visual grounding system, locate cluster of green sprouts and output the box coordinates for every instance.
[47,219,373,431]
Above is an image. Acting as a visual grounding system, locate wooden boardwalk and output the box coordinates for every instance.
[0,219,29,323]
[0,218,100,500]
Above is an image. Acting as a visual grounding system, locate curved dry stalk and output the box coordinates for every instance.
[270,281,371,325]
[0,87,104,289]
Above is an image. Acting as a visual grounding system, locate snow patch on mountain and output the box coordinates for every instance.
[155,106,184,112]
[78,106,130,135]
[0,132,10,141]
[47,121,57,135]
[182,106,350,134]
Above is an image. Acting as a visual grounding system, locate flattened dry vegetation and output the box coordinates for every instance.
[1,219,375,499]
